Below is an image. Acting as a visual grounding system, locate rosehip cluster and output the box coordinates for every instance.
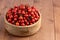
[6,4,40,26]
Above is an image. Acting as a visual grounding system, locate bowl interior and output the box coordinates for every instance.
[4,7,41,28]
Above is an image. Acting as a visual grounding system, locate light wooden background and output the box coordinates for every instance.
[0,0,60,40]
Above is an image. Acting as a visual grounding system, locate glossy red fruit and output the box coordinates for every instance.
[22,11,25,14]
[24,19,27,22]
[32,8,36,12]
[21,20,24,23]
[12,21,15,24]
[7,13,12,17]
[19,4,25,9]
[12,9,17,13]
[7,19,11,22]
[35,12,39,17]
[18,20,21,22]
[34,18,38,21]
[26,22,29,25]
[30,22,32,25]
[28,14,31,16]
[14,18,17,21]
[14,7,18,11]
[21,23,25,26]
[31,12,34,15]
[31,16,34,19]
[7,10,11,13]
[24,14,28,17]
[16,22,19,26]
[19,16,23,20]
[28,7,32,12]
[9,15,13,18]
[18,10,21,13]
[31,19,35,22]
[14,15,18,18]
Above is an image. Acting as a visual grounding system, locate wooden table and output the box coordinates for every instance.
[0,0,59,40]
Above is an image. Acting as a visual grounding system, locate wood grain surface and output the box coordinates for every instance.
[54,7,60,40]
[0,0,56,40]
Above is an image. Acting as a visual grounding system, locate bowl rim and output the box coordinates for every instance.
[4,10,41,28]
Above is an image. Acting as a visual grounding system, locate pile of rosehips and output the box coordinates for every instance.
[6,4,40,26]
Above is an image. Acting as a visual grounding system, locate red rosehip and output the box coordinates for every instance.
[12,21,15,24]
[22,11,25,14]
[31,16,34,19]
[7,13,11,17]
[28,7,32,12]
[23,17,26,20]
[32,8,36,12]
[34,18,38,21]
[14,7,18,11]
[12,9,17,13]
[30,22,33,25]
[18,20,21,22]
[31,19,35,22]
[14,15,18,18]
[7,19,11,22]
[7,10,11,13]
[24,14,28,17]
[19,16,23,20]
[26,21,29,25]
[28,14,31,16]
[9,15,13,18]
[14,18,17,21]
[16,22,19,26]
[19,4,25,9]
[31,12,34,15]
[24,19,27,22]
[21,23,25,26]
[21,20,24,23]
[18,10,21,13]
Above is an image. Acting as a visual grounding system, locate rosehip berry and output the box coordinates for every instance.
[12,9,17,13]
[9,15,13,18]
[18,20,21,22]
[24,14,28,17]
[7,10,11,13]
[7,13,11,17]
[34,18,38,21]
[24,19,27,22]
[12,21,15,24]
[31,19,35,22]
[7,19,11,22]
[28,7,32,12]
[14,18,17,21]
[31,12,34,15]
[28,8,31,12]
[30,23,33,25]
[19,4,25,9]
[26,21,29,25]
[19,16,23,20]
[16,22,19,26]
[21,23,25,26]
[14,15,18,18]
[18,10,21,13]
[21,20,24,23]
[14,7,18,11]
[32,8,35,12]
[22,11,25,14]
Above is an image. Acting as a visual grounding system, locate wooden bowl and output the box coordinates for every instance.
[4,10,41,36]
